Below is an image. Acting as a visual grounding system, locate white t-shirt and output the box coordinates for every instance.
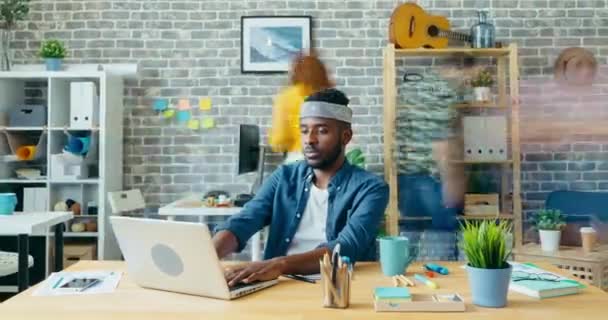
[286,184,328,255]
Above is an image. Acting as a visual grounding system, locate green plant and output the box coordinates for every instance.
[532,209,566,231]
[39,39,66,59]
[460,220,512,269]
[470,69,494,87]
[346,148,365,168]
[0,0,29,29]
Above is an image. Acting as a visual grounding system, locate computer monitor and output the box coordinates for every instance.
[238,124,260,175]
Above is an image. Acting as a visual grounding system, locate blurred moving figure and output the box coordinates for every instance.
[269,53,333,163]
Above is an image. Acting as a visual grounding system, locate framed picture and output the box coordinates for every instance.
[241,16,312,74]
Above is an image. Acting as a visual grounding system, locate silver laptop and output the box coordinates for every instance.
[110,216,278,300]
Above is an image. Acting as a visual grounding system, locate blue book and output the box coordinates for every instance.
[510,279,580,299]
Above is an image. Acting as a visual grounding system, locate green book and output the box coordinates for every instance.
[374,287,412,302]
[509,280,580,299]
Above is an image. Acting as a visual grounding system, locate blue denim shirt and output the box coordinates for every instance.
[216,160,389,262]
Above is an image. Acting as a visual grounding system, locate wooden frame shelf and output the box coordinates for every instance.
[383,43,522,247]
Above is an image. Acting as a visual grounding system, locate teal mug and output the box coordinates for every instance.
[0,193,17,215]
[378,236,419,276]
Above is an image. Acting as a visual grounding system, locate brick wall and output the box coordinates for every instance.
[10,0,608,210]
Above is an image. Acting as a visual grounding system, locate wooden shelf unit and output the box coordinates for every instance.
[383,43,522,247]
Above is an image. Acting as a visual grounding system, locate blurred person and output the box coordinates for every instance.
[269,52,333,163]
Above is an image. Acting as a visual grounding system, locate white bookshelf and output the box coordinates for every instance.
[0,71,124,260]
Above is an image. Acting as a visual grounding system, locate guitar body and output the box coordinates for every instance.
[389,3,451,49]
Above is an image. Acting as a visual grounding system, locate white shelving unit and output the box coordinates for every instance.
[0,71,124,260]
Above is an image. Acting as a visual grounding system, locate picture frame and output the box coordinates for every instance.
[240,16,312,74]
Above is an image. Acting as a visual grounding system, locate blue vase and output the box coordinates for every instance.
[466,264,512,308]
[470,11,495,48]
[45,58,63,71]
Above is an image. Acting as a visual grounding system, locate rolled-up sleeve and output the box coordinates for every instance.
[320,179,389,262]
[215,167,282,252]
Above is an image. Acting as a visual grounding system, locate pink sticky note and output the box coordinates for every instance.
[177,99,191,110]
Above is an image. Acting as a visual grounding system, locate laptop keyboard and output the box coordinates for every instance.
[229,281,259,291]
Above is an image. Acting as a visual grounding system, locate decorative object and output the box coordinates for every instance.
[54,200,68,212]
[0,0,30,71]
[0,193,17,215]
[532,209,566,252]
[470,10,495,48]
[85,220,97,232]
[39,39,67,71]
[70,222,85,232]
[241,16,312,73]
[461,220,512,308]
[554,47,597,86]
[66,199,81,215]
[470,69,493,102]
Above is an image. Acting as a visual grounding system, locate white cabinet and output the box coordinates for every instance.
[0,71,124,260]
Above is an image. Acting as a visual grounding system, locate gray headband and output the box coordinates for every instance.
[300,101,353,123]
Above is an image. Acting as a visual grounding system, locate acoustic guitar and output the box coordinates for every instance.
[389,2,470,49]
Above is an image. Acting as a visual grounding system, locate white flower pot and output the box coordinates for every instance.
[473,87,491,102]
[539,230,561,252]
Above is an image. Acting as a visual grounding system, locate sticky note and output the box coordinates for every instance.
[199,97,212,111]
[177,99,191,110]
[176,110,191,123]
[187,119,200,130]
[153,99,169,111]
[202,117,215,129]
[162,109,175,118]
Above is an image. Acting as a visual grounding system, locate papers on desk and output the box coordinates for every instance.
[33,271,122,296]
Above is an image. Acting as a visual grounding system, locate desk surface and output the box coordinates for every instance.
[0,212,72,235]
[2,261,607,320]
[158,195,241,216]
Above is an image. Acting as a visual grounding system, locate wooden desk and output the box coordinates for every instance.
[1,261,608,319]
[0,212,72,291]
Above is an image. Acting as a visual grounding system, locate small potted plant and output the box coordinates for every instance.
[39,39,66,71]
[470,69,493,102]
[461,220,512,308]
[532,209,566,252]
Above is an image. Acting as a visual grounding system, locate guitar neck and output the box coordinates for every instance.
[438,30,471,43]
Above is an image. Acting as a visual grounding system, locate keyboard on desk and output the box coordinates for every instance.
[229,281,260,291]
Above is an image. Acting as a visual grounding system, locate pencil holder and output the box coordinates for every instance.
[320,260,351,308]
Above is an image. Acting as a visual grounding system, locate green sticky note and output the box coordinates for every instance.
[162,109,175,118]
[187,119,200,130]
[202,118,215,129]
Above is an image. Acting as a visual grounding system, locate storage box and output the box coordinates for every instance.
[70,82,99,129]
[8,105,47,127]
[464,193,500,216]
[63,243,97,268]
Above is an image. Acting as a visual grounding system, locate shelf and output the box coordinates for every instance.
[63,232,98,238]
[0,126,46,131]
[0,179,47,184]
[450,159,512,164]
[394,47,511,57]
[50,179,100,184]
[453,102,500,108]
[399,214,514,222]
[71,215,99,218]
[48,127,100,132]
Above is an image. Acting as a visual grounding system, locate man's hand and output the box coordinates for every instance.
[225,258,287,287]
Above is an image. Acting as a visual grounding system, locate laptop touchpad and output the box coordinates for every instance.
[151,243,184,277]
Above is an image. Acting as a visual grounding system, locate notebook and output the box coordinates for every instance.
[374,287,412,302]
[509,262,582,299]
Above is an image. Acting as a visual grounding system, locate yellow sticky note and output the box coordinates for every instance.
[187,119,200,130]
[162,109,175,118]
[202,118,215,129]
[199,97,212,111]
[178,99,191,110]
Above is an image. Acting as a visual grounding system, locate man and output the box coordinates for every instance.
[213,88,389,286]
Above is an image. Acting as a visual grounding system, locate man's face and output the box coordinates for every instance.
[300,117,352,169]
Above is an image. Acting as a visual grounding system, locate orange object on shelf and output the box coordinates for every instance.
[16,145,36,161]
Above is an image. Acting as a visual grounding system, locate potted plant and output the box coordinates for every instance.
[0,0,30,71]
[532,209,566,252]
[461,220,512,308]
[470,69,493,102]
[39,39,66,71]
